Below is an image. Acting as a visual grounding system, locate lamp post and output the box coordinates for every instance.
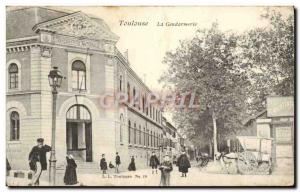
[48,66,63,186]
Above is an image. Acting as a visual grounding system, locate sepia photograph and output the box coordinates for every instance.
[5,5,295,187]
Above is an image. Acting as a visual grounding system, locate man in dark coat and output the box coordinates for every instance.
[28,138,51,186]
[149,152,160,174]
[64,154,78,185]
[176,151,191,177]
[115,152,121,173]
[100,154,108,174]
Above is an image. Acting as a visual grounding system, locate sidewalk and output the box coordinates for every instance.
[6,164,294,187]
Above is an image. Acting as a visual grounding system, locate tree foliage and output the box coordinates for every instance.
[160,9,294,151]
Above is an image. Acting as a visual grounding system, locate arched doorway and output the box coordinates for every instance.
[66,104,92,162]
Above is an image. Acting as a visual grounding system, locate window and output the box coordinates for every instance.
[147,129,150,146]
[142,96,145,113]
[127,83,131,103]
[8,63,18,89]
[10,111,20,140]
[133,88,136,107]
[150,131,153,147]
[72,60,86,90]
[119,75,123,91]
[139,125,142,145]
[134,123,137,144]
[120,114,124,142]
[143,127,146,146]
[128,120,131,144]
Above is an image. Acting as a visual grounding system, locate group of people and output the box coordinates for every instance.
[99,153,136,174]
[27,138,191,186]
[149,151,191,186]
[28,138,78,186]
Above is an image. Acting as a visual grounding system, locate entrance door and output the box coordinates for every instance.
[85,122,92,162]
[66,105,92,162]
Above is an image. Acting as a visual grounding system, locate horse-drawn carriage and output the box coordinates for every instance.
[235,136,273,175]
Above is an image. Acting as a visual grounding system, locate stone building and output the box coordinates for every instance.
[6,7,164,172]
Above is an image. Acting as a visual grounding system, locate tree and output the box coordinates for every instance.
[239,8,294,115]
[160,23,250,157]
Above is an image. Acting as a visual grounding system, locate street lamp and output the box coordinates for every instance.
[48,66,63,186]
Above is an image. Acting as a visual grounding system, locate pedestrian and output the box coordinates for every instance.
[115,152,121,173]
[100,154,108,174]
[176,151,191,177]
[128,156,136,171]
[28,138,51,186]
[149,152,160,174]
[6,159,11,176]
[159,155,173,186]
[63,154,78,185]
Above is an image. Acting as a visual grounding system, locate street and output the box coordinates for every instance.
[6,162,294,187]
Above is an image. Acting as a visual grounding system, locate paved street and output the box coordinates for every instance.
[7,162,294,187]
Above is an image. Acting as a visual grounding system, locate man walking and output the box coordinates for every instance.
[28,138,51,186]
[149,152,160,174]
[115,152,121,173]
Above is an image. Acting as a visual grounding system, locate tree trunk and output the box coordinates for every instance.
[208,138,213,158]
[212,110,218,161]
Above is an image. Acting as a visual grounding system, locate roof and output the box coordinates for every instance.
[242,109,267,126]
[6,7,70,39]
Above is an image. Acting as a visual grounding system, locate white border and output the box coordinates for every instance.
[1,1,299,192]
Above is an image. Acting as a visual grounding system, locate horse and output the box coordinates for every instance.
[215,152,238,174]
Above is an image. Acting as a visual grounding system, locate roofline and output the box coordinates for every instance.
[242,109,267,125]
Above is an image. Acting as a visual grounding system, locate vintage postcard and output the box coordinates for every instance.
[6,6,295,187]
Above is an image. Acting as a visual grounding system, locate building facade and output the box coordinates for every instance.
[6,7,164,171]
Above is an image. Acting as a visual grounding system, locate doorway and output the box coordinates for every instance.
[66,105,92,162]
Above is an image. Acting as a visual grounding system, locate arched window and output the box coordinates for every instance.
[72,60,86,90]
[10,111,20,140]
[8,63,18,89]
[120,114,124,142]
[128,120,131,144]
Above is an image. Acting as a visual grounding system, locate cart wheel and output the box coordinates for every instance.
[237,151,258,174]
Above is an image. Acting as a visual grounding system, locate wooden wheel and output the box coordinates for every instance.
[237,151,258,174]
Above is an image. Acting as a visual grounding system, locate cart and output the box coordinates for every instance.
[235,136,273,175]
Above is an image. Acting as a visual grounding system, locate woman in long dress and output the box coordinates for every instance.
[176,151,191,177]
[128,156,136,171]
[64,155,78,185]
